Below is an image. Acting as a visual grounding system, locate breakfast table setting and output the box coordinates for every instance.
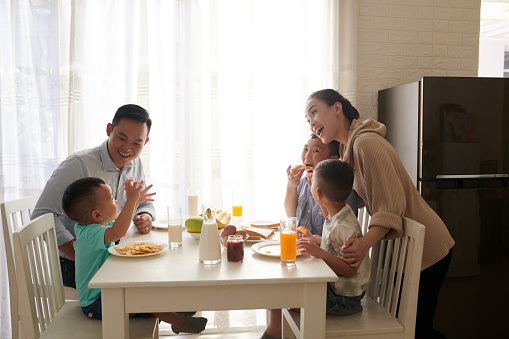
[89,204,338,339]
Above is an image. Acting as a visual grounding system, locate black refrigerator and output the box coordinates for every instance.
[378,77,509,339]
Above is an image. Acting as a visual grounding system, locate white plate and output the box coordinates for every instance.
[242,219,280,229]
[151,222,168,229]
[152,222,186,230]
[251,241,302,257]
[109,241,169,257]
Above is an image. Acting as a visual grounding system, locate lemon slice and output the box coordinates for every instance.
[297,226,308,234]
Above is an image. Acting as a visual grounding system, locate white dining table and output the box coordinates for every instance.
[89,226,338,338]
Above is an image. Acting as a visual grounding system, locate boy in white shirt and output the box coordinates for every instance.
[261,159,369,339]
[298,159,370,315]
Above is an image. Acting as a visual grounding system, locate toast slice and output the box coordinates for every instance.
[250,221,279,228]
[247,235,262,241]
[242,226,275,240]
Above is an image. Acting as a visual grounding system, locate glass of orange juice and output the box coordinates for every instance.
[232,187,242,224]
[280,217,297,267]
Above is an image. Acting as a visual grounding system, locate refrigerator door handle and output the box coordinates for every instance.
[432,174,509,189]
[436,174,508,179]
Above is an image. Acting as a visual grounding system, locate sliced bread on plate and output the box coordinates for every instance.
[242,226,275,240]
[250,221,279,228]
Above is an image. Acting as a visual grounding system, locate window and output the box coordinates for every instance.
[1,1,340,336]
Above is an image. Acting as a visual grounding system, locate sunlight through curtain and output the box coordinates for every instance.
[0,0,340,336]
[144,0,341,221]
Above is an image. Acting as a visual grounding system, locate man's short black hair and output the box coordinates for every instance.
[112,104,152,134]
[62,177,106,225]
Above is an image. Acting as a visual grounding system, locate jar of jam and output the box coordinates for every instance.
[227,235,244,262]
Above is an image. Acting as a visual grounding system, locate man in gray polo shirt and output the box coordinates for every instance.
[32,104,156,289]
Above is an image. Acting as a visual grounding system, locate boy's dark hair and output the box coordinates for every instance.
[314,159,354,202]
[310,133,339,157]
[111,104,152,134]
[62,177,106,225]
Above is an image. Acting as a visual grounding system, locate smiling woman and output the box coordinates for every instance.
[0,0,340,336]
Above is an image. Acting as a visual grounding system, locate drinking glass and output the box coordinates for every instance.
[167,205,182,247]
[280,217,297,267]
[232,187,243,224]
[187,189,199,217]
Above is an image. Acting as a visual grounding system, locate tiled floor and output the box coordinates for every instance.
[158,310,267,338]
[160,332,263,338]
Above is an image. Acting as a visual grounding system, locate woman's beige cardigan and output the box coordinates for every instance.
[340,118,455,270]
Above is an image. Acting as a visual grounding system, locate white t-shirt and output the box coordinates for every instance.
[321,205,371,297]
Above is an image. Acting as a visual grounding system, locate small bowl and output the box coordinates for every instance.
[220,235,249,249]
[187,231,201,240]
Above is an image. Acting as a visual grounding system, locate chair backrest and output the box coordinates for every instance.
[357,206,371,235]
[366,217,425,336]
[12,213,66,339]
[1,195,39,339]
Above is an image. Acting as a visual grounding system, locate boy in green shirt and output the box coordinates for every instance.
[62,177,207,334]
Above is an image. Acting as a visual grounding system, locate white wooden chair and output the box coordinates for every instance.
[282,217,425,339]
[1,197,79,296]
[2,196,42,338]
[1,196,80,338]
[357,206,371,235]
[12,213,159,338]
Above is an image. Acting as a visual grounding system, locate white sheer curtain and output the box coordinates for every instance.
[1,1,66,336]
[1,0,340,336]
[145,0,341,221]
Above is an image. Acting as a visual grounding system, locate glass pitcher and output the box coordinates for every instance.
[198,204,222,264]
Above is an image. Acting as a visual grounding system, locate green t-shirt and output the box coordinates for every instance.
[74,221,114,307]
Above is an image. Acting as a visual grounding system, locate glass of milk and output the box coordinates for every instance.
[187,189,199,217]
[167,205,183,247]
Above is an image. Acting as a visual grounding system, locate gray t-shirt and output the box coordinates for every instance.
[31,140,155,259]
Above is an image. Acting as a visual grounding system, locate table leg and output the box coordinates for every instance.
[300,282,327,338]
[101,288,129,339]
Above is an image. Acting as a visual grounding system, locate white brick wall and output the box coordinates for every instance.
[354,0,481,120]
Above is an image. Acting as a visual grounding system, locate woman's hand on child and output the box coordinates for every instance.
[339,237,369,268]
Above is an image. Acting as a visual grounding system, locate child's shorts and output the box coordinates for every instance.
[326,282,365,315]
[81,295,150,320]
